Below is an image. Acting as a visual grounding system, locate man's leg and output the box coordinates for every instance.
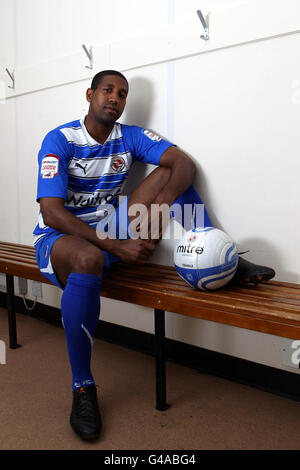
[127,167,211,240]
[50,235,104,440]
[126,167,275,284]
[127,166,176,241]
[169,186,275,284]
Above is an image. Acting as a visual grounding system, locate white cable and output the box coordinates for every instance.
[22,295,37,311]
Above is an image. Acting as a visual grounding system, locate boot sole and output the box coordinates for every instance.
[71,426,101,441]
[236,273,274,286]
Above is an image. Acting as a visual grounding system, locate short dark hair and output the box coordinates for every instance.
[91,70,129,91]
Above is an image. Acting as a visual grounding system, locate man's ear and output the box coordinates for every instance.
[86,88,93,103]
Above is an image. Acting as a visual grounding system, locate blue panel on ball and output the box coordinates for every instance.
[192,227,214,233]
[174,265,198,289]
[201,267,237,290]
[225,243,236,263]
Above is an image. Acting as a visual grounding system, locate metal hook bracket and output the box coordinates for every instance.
[6,68,15,89]
[82,44,93,70]
[197,9,209,41]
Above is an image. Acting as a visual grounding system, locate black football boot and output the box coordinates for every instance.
[70,385,102,440]
[232,255,275,286]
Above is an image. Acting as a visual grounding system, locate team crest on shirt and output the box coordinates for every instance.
[41,154,59,179]
[144,129,162,142]
[111,156,125,172]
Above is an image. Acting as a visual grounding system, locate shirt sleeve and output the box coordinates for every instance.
[36,129,71,202]
[122,125,175,165]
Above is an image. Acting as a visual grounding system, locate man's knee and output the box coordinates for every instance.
[73,248,105,275]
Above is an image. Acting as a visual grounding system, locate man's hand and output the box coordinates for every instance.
[113,238,156,264]
[39,197,157,263]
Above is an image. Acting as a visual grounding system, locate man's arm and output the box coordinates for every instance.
[154,146,196,206]
[137,146,196,241]
[39,197,155,263]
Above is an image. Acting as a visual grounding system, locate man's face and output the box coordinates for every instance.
[86,75,128,125]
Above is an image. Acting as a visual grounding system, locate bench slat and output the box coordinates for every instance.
[101,281,300,339]
[106,271,300,311]
[224,287,300,306]
[102,275,300,320]
[0,256,37,267]
[1,243,300,339]
[0,252,37,263]
[111,265,300,303]
[0,243,36,255]
[0,260,52,284]
[0,241,35,249]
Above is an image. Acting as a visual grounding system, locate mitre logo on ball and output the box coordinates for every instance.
[174,227,238,291]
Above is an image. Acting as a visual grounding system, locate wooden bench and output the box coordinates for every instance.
[1,240,300,411]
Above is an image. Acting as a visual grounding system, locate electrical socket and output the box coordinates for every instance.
[18,277,28,295]
[32,281,42,298]
[282,338,300,369]
[0,274,6,290]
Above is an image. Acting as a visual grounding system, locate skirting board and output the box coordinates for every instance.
[1,0,300,100]
[1,291,300,403]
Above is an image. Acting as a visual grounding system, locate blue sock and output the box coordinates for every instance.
[61,273,102,391]
[170,185,212,230]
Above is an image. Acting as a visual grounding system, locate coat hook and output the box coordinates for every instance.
[5,68,15,89]
[82,44,93,70]
[197,10,209,41]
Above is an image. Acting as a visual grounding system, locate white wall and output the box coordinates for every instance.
[0,0,300,374]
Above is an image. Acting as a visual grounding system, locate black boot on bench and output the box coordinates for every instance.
[232,256,275,286]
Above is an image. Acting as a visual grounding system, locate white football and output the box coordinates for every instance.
[174,227,238,291]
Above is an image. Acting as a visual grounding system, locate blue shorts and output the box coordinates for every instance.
[34,197,130,290]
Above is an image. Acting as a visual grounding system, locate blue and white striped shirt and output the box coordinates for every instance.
[33,117,173,241]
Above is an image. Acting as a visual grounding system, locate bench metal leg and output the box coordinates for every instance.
[6,275,21,349]
[154,308,169,411]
